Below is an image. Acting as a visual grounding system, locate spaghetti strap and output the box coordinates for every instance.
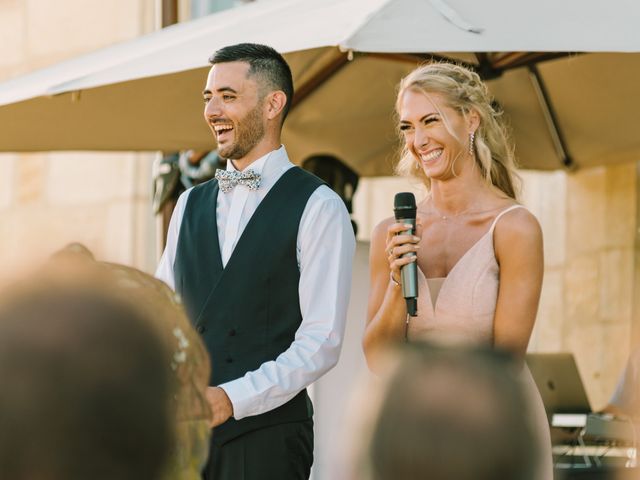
[488,204,524,233]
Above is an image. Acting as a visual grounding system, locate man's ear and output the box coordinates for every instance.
[265,91,287,120]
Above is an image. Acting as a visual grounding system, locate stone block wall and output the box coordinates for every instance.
[0,154,155,276]
[522,163,637,409]
[563,163,636,408]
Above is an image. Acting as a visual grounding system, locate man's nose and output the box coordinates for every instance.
[204,98,222,119]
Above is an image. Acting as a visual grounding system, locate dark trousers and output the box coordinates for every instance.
[202,420,314,480]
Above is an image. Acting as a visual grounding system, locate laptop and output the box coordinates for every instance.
[527,352,638,449]
[526,353,592,427]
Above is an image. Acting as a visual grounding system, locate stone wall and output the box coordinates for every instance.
[522,163,637,408]
[565,164,635,408]
[0,0,158,280]
[0,154,155,275]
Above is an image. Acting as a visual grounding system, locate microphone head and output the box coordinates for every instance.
[394,192,417,219]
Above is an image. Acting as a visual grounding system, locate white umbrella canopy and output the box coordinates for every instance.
[1,0,640,174]
[285,51,640,175]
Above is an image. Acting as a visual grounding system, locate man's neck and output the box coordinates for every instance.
[232,137,281,171]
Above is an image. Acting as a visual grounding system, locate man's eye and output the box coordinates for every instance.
[203,97,211,104]
[399,125,412,131]
[222,95,235,101]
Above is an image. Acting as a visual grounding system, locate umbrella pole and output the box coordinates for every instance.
[528,65,575,170]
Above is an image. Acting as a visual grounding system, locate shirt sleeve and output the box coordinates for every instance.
[219,186,356,419]
[155,188,192,291]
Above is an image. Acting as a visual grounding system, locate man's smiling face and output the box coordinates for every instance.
[203,61,266,161]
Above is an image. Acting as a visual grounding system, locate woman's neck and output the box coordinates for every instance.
[429,171,489,215]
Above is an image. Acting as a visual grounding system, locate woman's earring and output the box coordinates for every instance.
[469,131,475,156]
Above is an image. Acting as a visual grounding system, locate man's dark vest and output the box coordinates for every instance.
[174,166,323,444]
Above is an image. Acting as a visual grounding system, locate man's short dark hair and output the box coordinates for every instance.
[209,43,294,122]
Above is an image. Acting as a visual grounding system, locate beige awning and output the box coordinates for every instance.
[1,0,639,174]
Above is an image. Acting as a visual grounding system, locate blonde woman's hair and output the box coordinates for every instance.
[395,62,521,200]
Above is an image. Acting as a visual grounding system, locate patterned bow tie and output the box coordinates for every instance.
[215,169,262,193]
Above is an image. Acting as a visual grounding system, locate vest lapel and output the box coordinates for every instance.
[209,181,224,272]
[193,168,298,325]
[187,180,224,324]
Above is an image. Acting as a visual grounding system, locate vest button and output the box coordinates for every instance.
[228,329,236,337]
[196,325,206,334]
[226,357,233,364]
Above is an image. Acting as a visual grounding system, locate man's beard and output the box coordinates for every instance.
[219,101,265,161]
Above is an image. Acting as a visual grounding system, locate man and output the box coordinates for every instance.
[156,43,355,480]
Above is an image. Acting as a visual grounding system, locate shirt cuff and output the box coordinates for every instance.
[218,378,257,420]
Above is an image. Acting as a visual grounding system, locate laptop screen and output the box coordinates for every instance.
[526,353,592,416]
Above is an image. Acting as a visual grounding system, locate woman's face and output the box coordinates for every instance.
[399,89,471,181]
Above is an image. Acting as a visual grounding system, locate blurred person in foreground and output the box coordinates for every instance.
[363,62,551,478]
[347,343,538,480]
[156,43,355,479]
[0,265,172,480]
[0,244,212,480]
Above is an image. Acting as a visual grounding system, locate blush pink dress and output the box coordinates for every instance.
[409,205,553,480]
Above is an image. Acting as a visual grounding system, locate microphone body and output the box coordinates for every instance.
[393,192,419,317]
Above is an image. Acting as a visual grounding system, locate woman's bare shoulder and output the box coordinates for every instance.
[498,205,540,233]
[494,205,542,249]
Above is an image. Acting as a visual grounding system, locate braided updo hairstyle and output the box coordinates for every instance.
[395,62,521,200]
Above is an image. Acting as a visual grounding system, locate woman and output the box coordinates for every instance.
[363,62,552,478]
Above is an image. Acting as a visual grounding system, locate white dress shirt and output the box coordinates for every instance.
[156,146,355,420]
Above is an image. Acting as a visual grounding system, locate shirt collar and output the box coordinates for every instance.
[225,145,289,182]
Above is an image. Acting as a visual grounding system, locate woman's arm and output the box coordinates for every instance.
[363,218,420,371]
[493,208,544,359]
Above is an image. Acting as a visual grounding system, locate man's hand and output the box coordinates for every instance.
[205,386,234,428]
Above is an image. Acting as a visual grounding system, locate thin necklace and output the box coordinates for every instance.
[433,203,473,220]
[422,202,505,221]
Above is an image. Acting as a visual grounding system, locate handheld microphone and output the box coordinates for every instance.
[393,192,418,317]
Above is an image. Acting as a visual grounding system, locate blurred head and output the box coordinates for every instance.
[353,343,536,480]
[0,283,173,480]
[90,260,213,479]
[204,43,293,160]
[0,245,213,480]
[395,62,520,199]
